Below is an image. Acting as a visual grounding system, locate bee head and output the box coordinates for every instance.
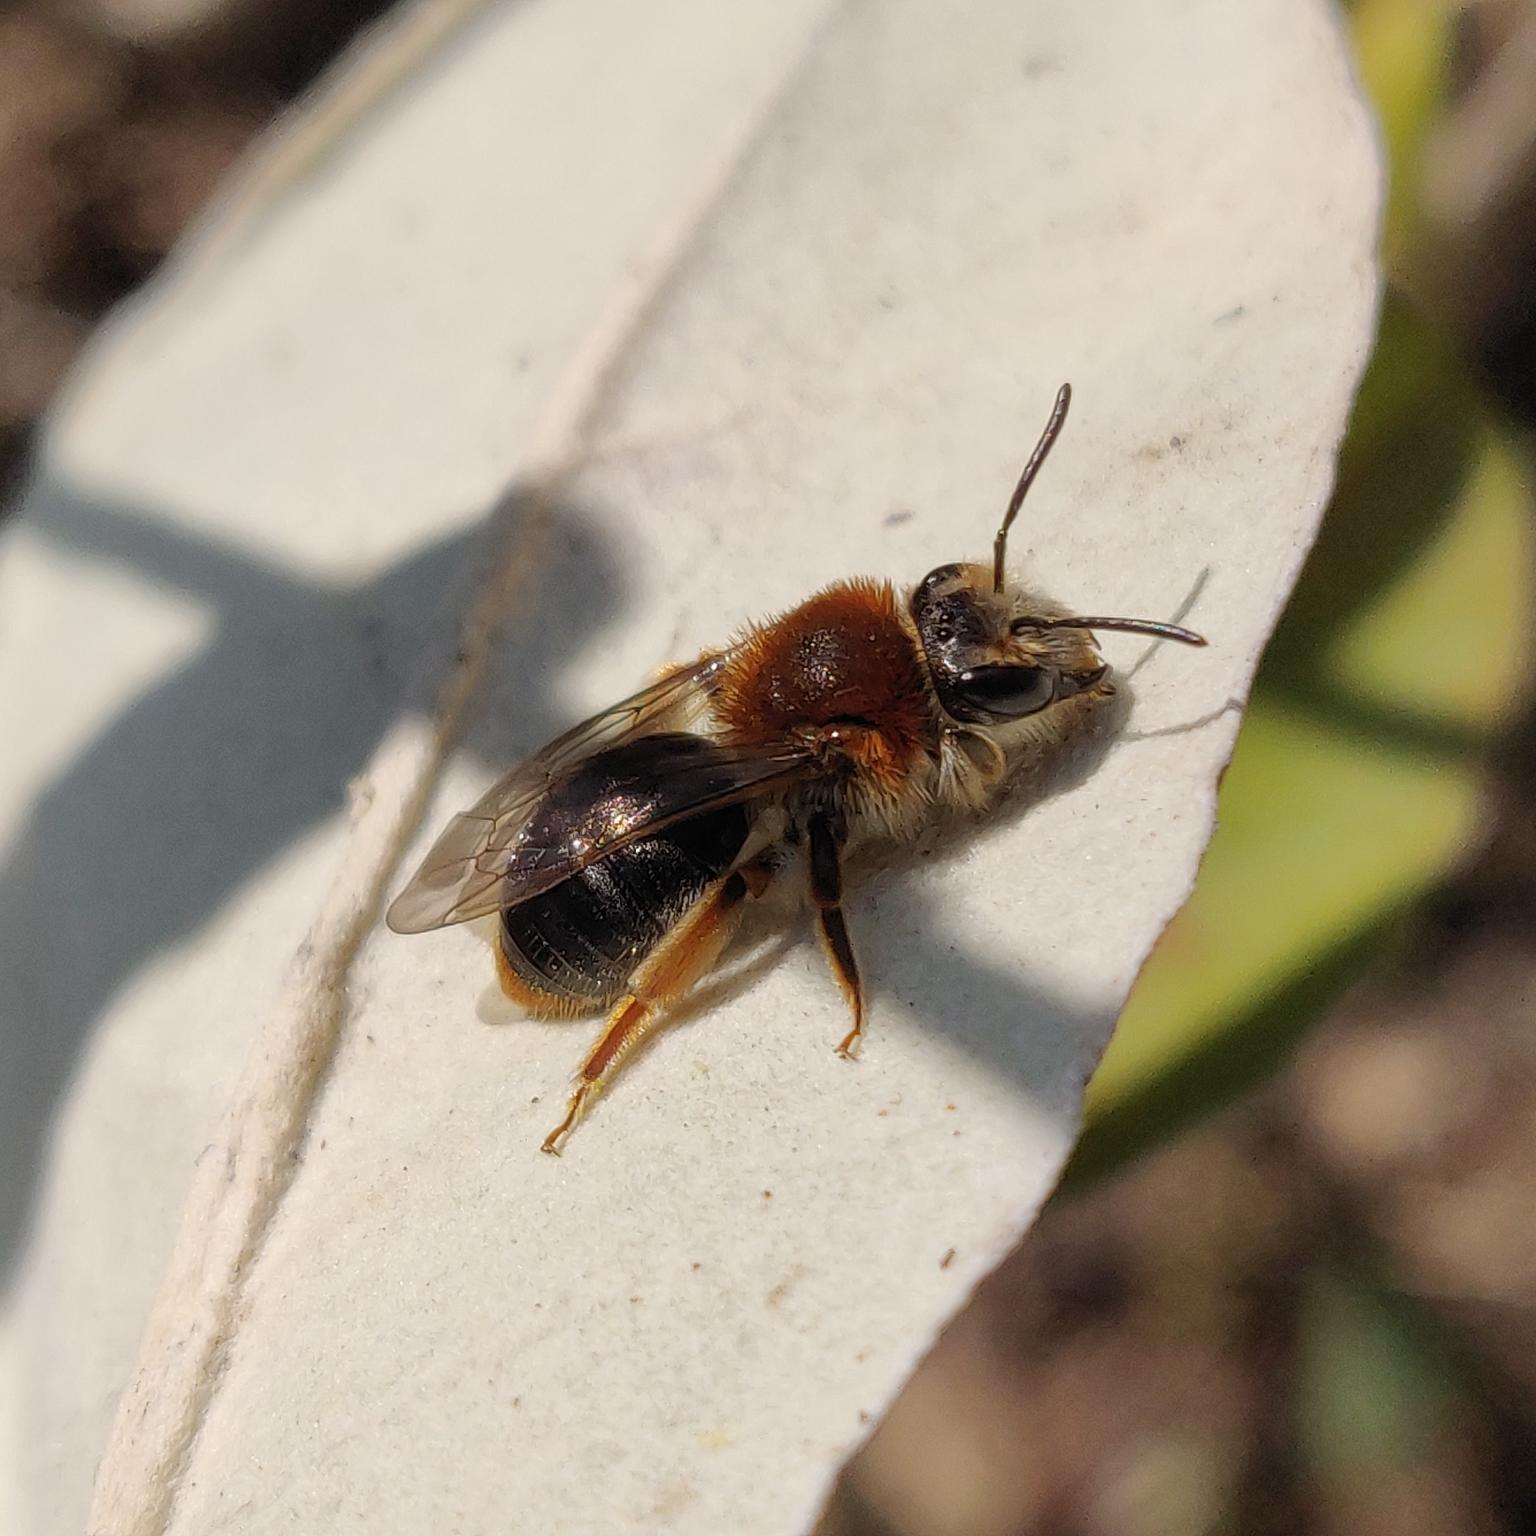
[910,382,1206,728]
[910,563,1114,725]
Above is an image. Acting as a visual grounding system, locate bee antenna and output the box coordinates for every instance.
[993,382,1072,595]
[1026,614,1208,646]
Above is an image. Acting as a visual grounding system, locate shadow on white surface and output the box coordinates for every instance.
[0,481,625,1279]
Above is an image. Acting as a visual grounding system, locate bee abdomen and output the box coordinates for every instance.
[498,734,752,1010]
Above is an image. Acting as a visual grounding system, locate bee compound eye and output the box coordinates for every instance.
[950,663,1055,721]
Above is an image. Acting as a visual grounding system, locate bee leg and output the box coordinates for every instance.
[806,811,865,1059]
[949,727,1007,784]
[541,868,751,1154]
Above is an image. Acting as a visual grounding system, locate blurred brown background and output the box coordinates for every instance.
[0,0,394,499]
[3,2,1535,1533]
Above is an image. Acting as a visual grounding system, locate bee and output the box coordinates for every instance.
[386,384,1205,1152]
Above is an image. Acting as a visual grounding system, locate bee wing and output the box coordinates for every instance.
[384,652,813,934]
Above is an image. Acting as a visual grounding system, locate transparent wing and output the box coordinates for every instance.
[385,652,812,934]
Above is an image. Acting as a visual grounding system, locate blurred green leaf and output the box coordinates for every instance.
[1327,428,1532,728]
[1260,300,1476,681]
[1299,1267,1461,1480]
[1349,0,1458,268]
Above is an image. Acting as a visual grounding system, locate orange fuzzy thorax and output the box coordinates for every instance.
[713,579,934,803]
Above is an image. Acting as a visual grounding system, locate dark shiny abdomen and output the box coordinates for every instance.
[499,733,751,1008]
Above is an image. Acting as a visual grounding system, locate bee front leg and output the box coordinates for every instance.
[806,811,865,1059]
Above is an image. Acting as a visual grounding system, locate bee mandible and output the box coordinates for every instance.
[386,384,1206,1152]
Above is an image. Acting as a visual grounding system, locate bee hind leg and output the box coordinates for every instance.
[806,811,865,1059]
[541,863,759,1154]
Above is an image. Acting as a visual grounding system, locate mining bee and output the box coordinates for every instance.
[386,385,1205,1152]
